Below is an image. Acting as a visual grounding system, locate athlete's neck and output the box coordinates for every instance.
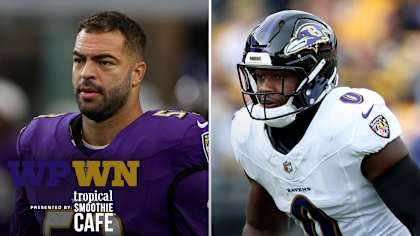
[266,102,321,154]
[81,104,143,146]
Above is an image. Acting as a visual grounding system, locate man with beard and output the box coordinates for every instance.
[10,11,208,236]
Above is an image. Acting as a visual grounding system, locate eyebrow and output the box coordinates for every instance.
[72,50,119,62]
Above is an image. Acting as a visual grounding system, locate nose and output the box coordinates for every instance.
[80,60,97,80]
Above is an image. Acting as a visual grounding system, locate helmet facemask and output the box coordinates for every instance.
[237,63,307,128]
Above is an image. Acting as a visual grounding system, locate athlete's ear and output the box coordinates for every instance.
[131,61,147,87]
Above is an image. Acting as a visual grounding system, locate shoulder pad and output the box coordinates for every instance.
[33,113,68,120]
[151,109,190,119]
[17,113,77,158]
[150,109,207,130]
[331,87,385,107]
[231,107,254,145]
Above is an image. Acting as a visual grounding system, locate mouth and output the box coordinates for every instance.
[78,87,102,100]
[258,96,286,108]
[261,100,278,108]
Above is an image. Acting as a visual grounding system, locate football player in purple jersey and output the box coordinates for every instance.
[10,11,208,236]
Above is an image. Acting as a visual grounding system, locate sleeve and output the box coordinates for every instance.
[9,187,41,236]
[230,108,252,163]
[168,113,209,235]
[230,108,258,181]
[16,126,26,159]
[351,101,402,156]
[176,114,209,164]
[9,125,41,236]
[372,155,420,235]
[171,169,208,236]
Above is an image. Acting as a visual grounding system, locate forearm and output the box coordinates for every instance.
[372,155,420,235]
[243,179,288,236]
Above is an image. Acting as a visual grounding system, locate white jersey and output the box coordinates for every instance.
[231,87,410,236]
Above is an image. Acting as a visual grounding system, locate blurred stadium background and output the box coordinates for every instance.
[0,0,208,233]
[211,0,420,235]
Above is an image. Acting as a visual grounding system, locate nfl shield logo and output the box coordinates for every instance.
[283,161,293,173]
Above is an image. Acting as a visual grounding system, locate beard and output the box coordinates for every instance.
[75,76,131,122]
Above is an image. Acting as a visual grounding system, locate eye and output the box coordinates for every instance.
[255,74,265,82]
[73,57,82,64]
[99,60,112,66]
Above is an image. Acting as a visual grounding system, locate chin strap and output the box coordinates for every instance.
[249,98,297,128]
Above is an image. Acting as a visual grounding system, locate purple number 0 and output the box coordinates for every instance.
[339,92,364,104]
[291,195,342,236]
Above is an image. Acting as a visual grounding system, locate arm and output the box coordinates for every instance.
[169,114,208,235]
[10,126,41,236]
[170,168,208,236]
[362,137,420,235]
[243,178,289,236]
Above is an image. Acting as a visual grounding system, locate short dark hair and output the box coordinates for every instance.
[78,11,146,58]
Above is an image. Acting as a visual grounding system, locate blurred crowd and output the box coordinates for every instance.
[212,0,420,234]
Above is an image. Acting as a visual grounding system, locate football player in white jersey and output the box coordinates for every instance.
[231,10,420,236]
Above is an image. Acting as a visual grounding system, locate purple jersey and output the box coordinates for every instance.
[10,110,208,236]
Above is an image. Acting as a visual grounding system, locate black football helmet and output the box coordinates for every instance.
[237,10,338,127]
